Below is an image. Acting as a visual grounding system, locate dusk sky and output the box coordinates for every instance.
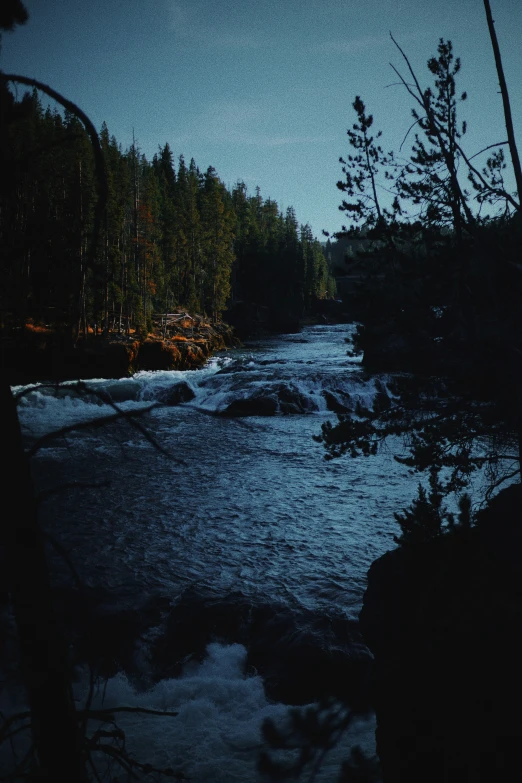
[2,0,521,237]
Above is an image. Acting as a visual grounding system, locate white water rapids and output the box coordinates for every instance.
[16,324,419,614]
[6,324,429,780]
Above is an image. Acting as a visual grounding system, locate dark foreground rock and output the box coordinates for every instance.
[360,484,522,782]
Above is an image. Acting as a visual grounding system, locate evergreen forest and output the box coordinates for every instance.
[0,87,336,339]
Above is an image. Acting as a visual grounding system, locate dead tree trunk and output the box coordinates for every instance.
[483,0,522,207]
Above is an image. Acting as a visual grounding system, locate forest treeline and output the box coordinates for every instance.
[0,86,336,338]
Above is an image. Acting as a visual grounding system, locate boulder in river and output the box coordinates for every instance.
[221,384,317,417]
[157,381,195,406]
[323,390,352,414]
[100,379,141,403]
[276,384,317,414]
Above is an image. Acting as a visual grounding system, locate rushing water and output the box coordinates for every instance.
[8,324,424,780]
[19,324,417,610]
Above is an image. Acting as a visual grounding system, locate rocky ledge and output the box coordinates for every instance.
[1,318,240,384]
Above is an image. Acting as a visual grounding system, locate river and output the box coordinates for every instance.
[6,323,422,781]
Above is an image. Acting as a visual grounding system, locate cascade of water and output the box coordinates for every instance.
[7,325,418,780]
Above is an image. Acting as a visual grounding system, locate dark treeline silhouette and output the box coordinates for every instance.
[313,7,522,781]
[320,24,522,507]
[0,87,335,339]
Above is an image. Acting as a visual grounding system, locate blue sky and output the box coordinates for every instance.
[2,0,521,236]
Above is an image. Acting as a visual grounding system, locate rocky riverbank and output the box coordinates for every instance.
[1,317,239,385]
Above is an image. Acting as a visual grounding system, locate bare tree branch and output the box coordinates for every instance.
[454,138,519,211]
[468,141,509,162]
[399,116,425,152]
[82,706,179,719]
[27,404,156,458]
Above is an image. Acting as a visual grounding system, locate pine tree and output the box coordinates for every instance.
[337,96,400,246]
[392,38,474,241]
[200,166,235,321]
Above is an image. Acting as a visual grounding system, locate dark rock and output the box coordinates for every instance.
[323,390,352,413]
[360,485,522,781]
[48,586,171,680]
[246,607,372,707]
[158,381,195,406]
[100,380,141,403]
[373,389,391,412]
[276,384,316,414]
[214,360,249,375]
[222,386,316,417]
[137,339,183,371]
[149,590,251,677]
[2,319,237,382]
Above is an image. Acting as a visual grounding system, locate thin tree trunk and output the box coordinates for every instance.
[483,0,522,207]
[104,211,109,336]
[0,378,87,779]
[484,0,522,480]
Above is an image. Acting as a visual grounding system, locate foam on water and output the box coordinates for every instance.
[0,643,377,781]
[6,326,392,779]
[13,324,386,438]
[82,642,377,782]
[12,355,232,441]
[25,325,419,617]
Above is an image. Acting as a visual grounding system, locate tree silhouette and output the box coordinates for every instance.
[323,7,522,538]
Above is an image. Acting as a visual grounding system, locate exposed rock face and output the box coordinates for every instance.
[276,384,316,414]
[101,379,141,403]
[136,339,183,371]
[1,320,238,382]
[360,484,522,782]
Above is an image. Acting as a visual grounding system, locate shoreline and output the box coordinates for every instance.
[2,310,353,386]
[1,317,240,386]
